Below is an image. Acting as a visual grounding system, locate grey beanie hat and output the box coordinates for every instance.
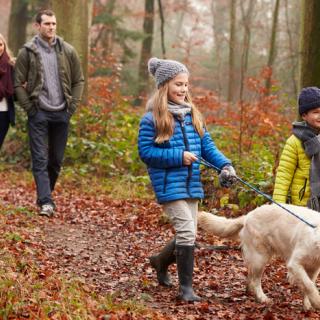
[298,87,320,115]
[148,57,189,87]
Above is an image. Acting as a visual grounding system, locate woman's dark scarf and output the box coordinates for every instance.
[293,121,320,211]
[0,51,14,100]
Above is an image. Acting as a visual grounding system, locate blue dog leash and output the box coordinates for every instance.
[197,156,316,229]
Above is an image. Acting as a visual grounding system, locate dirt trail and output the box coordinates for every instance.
[1,170,320,319]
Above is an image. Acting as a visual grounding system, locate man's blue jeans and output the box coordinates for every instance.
[28,109,70,206]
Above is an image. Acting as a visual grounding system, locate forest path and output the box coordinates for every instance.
[1,169,319,319]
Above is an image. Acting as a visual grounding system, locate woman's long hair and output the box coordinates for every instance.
[0,33,14,65]
[151,82,205,144]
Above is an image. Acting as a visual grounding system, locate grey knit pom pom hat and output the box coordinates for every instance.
[148,57,189,87]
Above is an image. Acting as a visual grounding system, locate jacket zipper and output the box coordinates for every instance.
[180,120,192,196]
[299,178,307,201]
[163,170,168,194]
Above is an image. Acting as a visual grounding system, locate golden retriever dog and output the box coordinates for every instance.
[198,203,320,310]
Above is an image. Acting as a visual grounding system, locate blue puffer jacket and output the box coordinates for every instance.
[138,111,231,203]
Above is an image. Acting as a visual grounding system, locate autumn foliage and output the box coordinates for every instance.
[194,67,291,157]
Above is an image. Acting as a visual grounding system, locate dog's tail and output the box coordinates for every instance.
[198,211,245,239]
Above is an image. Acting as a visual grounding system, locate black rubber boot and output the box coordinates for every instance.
[149,238,176,287]
[176,245,201,302]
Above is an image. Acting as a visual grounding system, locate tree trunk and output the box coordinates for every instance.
[211,0,223,95]
[51,0,91,103]
[0,0,12,39]
[265,0,280,95]
[88,0,94,29]
[36,0,51,7]
[8,0,28,56]
[173,10,186,43]
[284,0,298,98]
[95,0,116,56]
[238,0,255,158]
[299,0,320,89]
[137,0,155,102]
[158,0,166,58]
[227,0,236,102]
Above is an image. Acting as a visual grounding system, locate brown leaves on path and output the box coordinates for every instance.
[1,169,320,319]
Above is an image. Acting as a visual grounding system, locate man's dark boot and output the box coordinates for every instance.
[176,244,201,302]
[149,238,176,287]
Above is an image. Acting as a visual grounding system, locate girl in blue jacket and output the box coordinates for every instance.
[138,57,237,302]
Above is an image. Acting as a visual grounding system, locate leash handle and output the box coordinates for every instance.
[197,156,316,229]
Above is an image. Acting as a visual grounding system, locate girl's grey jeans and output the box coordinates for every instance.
[163,199,198,246]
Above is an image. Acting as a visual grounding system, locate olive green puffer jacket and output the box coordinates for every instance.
[14,36,84,115]
[273,134,310,206]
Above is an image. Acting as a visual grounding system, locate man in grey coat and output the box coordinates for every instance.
[15,9,84,217]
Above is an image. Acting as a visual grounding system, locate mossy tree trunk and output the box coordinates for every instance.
[8,0,28,56]
[299,0,320,89]
[50,0,92,103]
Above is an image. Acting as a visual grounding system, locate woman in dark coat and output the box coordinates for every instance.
[0,33,15,149]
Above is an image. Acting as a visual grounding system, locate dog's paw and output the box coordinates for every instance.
[303,297,312,311]
[310,298,320,310]
[256,294,272,304]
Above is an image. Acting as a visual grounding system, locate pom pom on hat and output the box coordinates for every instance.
[298,87,320,115]
[147,57,189,87]
[148,57,161,76]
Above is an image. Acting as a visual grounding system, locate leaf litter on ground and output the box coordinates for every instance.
[1,169,320,319]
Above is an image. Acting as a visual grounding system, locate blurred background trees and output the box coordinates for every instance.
[0,0,305,101]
